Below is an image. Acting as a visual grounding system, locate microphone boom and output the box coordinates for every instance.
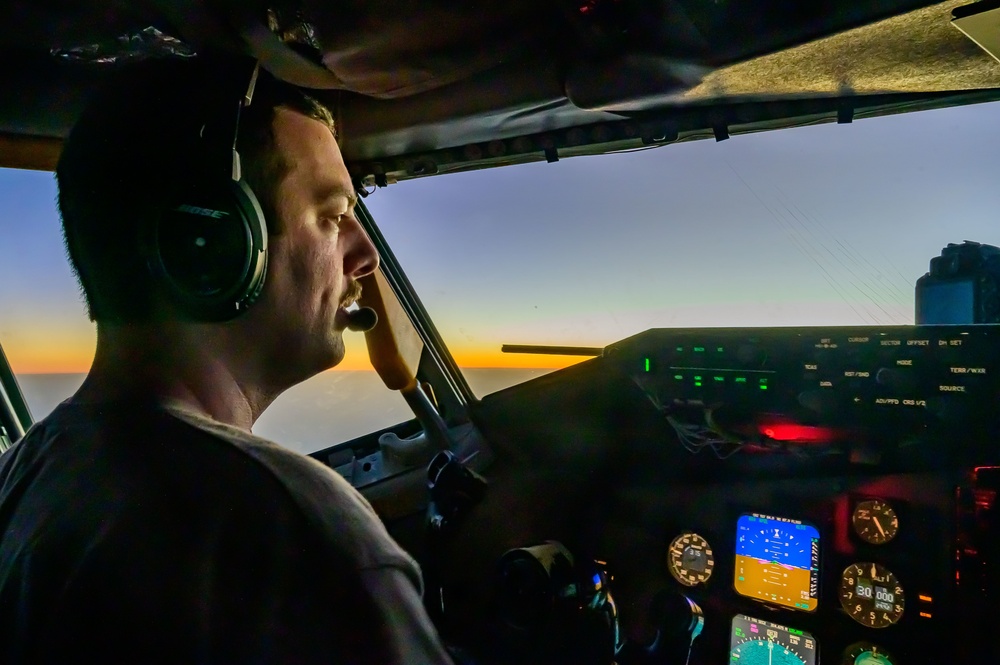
[346,307,378,332]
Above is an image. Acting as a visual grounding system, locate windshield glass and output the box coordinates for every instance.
[3,100,998,446]
[365,101,1000,396]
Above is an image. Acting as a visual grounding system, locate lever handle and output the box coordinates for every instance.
[617,590,703,665]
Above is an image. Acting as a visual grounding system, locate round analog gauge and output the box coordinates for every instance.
[839,562,905,628]
[852,500,899,545]
[667,532,714,587]
[842,642,896,665]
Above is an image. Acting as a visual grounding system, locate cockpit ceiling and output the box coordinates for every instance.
[1,0,999,178]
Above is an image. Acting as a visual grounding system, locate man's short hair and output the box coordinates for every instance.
[56,56,336,323]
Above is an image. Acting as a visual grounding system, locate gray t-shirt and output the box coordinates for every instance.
[0,400,453,664]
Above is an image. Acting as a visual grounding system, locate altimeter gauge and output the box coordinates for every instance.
[852,500,899,545]
[839,562,905,628]
[667,532,714,587]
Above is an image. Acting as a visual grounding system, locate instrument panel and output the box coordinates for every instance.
[596,327,1000,664]
[656,495,922,665]
[456,326,1000,664]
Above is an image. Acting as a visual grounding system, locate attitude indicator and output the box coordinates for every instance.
[735,514,820,611]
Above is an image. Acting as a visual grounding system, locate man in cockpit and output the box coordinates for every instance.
[0,56,453,664]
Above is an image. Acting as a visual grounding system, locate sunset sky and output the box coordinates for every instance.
[3,99,1000,375]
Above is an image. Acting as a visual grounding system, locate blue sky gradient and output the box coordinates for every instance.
[3,99,1000,372]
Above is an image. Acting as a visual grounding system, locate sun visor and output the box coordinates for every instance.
[953,1,1000,63]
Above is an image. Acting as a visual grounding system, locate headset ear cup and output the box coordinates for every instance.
[144,178,268,321]
[228,178,269,312]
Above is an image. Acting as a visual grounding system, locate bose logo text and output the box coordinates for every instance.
[175,204,228,219]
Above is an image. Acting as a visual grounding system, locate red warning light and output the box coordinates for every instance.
[758,422,836,443]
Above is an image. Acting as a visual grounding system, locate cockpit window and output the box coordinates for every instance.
[4,100,999,435]
[365,100,1000,397]
[0,167,408,453]
[0,170,92,417]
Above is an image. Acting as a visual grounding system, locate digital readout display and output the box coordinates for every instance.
[730,614,816,665]
[856,578,896,612]
[734,513,820,612]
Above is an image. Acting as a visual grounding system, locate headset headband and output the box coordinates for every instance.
[226,61,260,182]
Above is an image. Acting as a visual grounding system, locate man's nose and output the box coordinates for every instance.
[344,216,380,278]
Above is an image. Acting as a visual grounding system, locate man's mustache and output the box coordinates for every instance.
[341,281,362,308]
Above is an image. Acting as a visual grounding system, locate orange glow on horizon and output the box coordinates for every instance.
[5,337,584,375]
[3,329,96,375]
[8,339,378,375]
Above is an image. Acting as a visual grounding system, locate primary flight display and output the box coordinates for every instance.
[734,514,820,611]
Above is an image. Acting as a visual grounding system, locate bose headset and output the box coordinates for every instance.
[141,58,269,322]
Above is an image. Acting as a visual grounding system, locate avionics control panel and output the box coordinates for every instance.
[606,325,1000,449]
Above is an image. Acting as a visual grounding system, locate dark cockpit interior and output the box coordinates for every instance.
[437,325,1000,663]
[3,2,1000,664]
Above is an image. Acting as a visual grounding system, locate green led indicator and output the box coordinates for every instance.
[694,381,702,387]
[674,374,683,381]
[694,346,705,352]
[714,376,725,382]
[738,576,745,581]
[676,346,684,352]
[735,377,747,383]
[644,358,650,372]
[694,375,702,380]
[717,346,724,352]
[760,385,768,390]
[759,377,768,384]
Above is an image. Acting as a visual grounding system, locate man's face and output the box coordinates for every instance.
[248,107,378,385]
